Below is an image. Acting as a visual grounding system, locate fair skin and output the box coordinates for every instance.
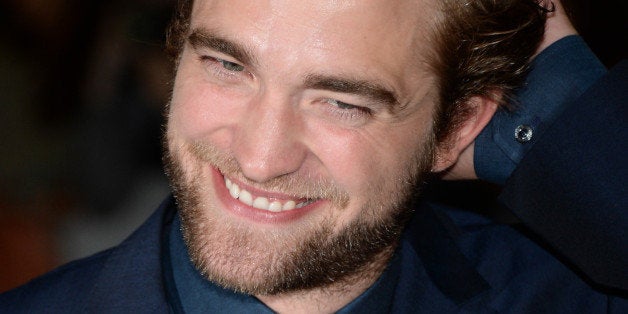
[166,0,494,312]
[442,0,578,180]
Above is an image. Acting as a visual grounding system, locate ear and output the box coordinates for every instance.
[432,96,498,173]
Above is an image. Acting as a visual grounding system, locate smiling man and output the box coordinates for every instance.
[163,0,527,311]
[166,0,447,301]
[2,0,627,313]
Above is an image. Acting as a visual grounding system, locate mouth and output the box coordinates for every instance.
[224,177,316,212]
[208,166,327,223]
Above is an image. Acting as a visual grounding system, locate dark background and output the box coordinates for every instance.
[0,0,626,292]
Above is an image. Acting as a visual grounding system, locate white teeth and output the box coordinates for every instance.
[268,201,283,212]
[252,197,269,210]
[239,190,253,206]
[224,177,313,212]
[282,200,296,211]
[229,183,240,199]
[296,199,314,209]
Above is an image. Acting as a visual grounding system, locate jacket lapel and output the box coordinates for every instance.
[82,197,177,312]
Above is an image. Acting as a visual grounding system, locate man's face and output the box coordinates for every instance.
[166,0,441,294]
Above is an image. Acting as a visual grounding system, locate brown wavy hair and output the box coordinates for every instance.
[430,0,549,143]
[165,0,549,142]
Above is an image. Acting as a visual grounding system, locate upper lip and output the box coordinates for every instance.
[223,173,312,203]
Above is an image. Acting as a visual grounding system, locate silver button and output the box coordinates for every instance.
[515,125,533,143]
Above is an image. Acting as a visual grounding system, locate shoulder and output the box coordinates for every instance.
[401,196,626,313]
[0,249,113,312]
[0,196,177,313]
[441,205,625,312]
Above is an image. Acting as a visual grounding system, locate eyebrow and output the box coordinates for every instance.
[188,28,400,110]
[304,74,400,110]
[188,28,256,66]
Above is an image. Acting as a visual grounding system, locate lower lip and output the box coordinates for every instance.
[210,166,323,224]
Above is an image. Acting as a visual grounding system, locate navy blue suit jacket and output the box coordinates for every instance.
[1,62,626,312]
[500,60,628,292]
[2,197,626,313]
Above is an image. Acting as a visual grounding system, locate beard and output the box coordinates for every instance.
[163,133,435,296]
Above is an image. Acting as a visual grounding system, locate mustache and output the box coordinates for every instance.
[187,141,350,208]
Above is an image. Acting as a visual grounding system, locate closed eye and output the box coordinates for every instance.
[219,59,244,72]
[326,99,371,113]
[198,55,251,83]
[201,56,245,72]
[322,99,373,125]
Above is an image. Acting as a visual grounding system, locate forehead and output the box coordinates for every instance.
[190,0,435,43]
[190,0,440,99]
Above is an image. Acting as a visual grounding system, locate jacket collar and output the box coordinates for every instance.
[403,202,491,306]
[82,196,176,312]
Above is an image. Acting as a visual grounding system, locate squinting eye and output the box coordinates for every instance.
[325,99,372,117]
[219,59,244,72]
[327,99,360,110]
[320,98,373,125]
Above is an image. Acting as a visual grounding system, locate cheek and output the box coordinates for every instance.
[309,101,436,211]
[306,122,419,202]
[169,71,246,145]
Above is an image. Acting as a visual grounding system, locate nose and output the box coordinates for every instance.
[231,91,307,183]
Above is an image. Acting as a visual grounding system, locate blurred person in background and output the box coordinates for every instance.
[0,0,172,290]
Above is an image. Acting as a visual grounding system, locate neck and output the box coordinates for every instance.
[256,248,393,314]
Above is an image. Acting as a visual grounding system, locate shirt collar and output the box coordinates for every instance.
[165,213,401,313]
